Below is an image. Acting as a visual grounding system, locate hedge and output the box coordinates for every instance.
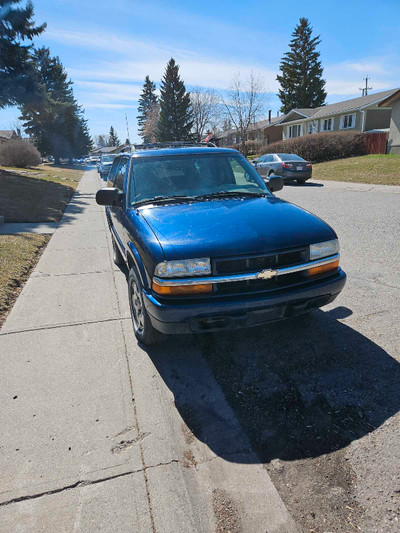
[260,131,368,163]
[227,140,263,156]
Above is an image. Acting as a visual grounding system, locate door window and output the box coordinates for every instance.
[114,158,129,190]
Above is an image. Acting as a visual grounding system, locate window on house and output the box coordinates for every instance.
[322,118,333,131]
[287,124,301,138]
[307,121,318,135]
[340,113,355,129]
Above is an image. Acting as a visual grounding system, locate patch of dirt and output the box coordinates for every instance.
[212,488,242,533]
[182,449,197,469]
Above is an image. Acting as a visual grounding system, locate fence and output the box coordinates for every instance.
[364,132,388,154]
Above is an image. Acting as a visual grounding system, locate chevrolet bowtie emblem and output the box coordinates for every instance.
[257,269,277,280]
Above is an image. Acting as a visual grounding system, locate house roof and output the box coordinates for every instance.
[378,88,400,107]
[215,115,284,139]
[279,88,399,124]
[91,145,119,154]
[247,115,283,131]
[0,130,16,140]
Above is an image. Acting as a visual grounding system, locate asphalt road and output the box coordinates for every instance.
[1,172,399,532]
[204,179,400,532]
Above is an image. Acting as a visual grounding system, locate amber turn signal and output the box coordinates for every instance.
[152,281,213,296]
[308,259,339,277]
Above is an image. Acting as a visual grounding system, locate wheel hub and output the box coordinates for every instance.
[130,281,144,333]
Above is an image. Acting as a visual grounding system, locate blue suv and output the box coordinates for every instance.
[96,143,346,345]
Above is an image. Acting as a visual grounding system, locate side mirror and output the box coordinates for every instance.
[265,175,283,193]
[96,187,123,207]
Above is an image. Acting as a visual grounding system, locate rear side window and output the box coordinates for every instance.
[114,158,129,190]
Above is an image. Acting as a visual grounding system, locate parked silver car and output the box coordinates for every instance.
[98,154,117,180]
[253,153,312,184]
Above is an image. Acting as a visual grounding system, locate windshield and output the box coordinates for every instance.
[128,154,269,205]
[278,154,305,162]
[102,155,115,163]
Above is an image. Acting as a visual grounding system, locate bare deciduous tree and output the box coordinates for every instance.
[221,72,267,155]
[190,88,220,142]
[94,134,110,147]
[143,102,160,143]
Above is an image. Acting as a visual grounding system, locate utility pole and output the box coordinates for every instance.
[125,113,132,151]
[359,76,372,97]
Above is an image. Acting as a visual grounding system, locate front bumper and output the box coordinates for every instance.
[143,269,346,334]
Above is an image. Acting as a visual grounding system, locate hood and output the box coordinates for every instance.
[137,196,336,260]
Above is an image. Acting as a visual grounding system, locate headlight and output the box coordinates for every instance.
[154,258,211,278]
[310,239,339,260]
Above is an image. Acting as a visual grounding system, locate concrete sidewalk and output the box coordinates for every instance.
[0,170,298,532]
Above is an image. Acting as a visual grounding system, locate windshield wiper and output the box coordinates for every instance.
[132,195,195,207]
[193,190,267,200]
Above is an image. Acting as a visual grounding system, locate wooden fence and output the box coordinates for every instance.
[364,132,388,154]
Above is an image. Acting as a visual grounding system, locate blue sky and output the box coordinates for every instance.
[1,0,400,143]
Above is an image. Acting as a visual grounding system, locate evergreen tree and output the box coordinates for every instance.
[109,126,120,146]
[19,47,91,160]
[156,58,193,142]
[137,76,157,141]
[277,18,326,114]
[0,0,46,108]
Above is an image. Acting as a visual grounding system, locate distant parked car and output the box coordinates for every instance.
[253,153,312,184]
[98,154,117,179]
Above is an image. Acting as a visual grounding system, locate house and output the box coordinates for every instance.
[0,130,17,144]
[246,114,284,145]
[277,88,399,140]
[378,89,400,154]
[214,112,284,148]
[90,145,121,156]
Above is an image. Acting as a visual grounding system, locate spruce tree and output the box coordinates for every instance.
[277,18,326,114]
[0,0,46,108]
[109,126,120,146]
[137,76,157,141]
[156,58,193,142]
[19,47,91,160]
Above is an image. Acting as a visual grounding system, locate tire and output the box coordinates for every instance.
[112,235,125,266]
[268,170,274,176]
[128,267,161,345]
[297,179,306,185]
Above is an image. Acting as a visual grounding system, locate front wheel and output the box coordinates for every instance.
[128,268,161,345]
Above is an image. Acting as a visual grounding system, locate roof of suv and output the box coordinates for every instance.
[124,147,239,159]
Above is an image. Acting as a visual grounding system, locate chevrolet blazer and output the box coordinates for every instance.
[96,143,346,345]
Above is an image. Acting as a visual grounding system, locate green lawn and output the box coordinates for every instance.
[313,154,400,186]
[0,164,84,222]
[0,234,49,327]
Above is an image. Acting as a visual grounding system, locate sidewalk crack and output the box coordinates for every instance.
[0,469,142,508]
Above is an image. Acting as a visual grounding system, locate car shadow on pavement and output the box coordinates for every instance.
[144,307,400,464]
[284,181,324,187]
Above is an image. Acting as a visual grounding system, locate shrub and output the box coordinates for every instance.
[0,139,42,168]
[261,131,367,163]
[227,139,263,156]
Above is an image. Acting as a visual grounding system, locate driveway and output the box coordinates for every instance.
[0,172,399,532]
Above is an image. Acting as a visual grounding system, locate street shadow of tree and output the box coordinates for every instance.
[144,307,400,463]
